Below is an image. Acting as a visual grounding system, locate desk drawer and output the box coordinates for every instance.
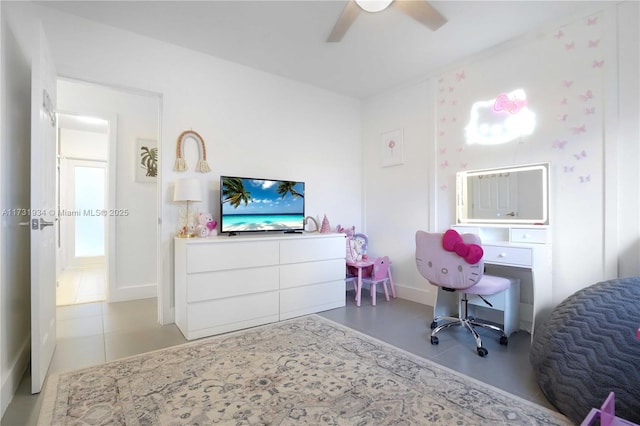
[511,228,548,244]
[483,245,532,267]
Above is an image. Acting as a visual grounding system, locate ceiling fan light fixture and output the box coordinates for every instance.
[355,0,394,13]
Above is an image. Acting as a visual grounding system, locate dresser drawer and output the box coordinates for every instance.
[280,280,345,320]
[187,240,279,273]
[187,266,279,302]
[280,258,345,289]
[483,245,532,267]
[511,228,548,244]
[280,235,345,263]
[188,291,279,332]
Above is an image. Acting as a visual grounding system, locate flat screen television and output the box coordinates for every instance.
[220,176,305,234]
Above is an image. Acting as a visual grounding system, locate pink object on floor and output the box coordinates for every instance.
[360,256,392,306]
[347,257,396,306]
[580,392,639,426]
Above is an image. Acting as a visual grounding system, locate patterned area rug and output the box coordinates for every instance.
[39,315,570,425]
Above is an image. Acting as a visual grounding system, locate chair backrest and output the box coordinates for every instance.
[369,256,390,281]
[415,230,484,290]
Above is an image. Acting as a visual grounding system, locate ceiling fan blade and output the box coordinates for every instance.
[327,0,362,42]
[393,0,447,31]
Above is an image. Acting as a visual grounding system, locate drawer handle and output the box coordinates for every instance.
[521,234,529,239]
[498,252,507,258]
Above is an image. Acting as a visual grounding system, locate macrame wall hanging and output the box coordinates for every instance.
[173,130,211,173]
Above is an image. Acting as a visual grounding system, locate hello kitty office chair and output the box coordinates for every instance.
[415,229,514,357]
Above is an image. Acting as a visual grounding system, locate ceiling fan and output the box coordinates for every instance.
[327,0,447,42]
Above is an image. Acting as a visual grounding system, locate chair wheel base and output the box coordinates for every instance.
[500,335,508,345]
[477,347,488,357]
[430,336,439,345]
[430,321,437,329]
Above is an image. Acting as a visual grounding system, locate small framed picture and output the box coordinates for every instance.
[136,138,158,183]
[381,129,404,167]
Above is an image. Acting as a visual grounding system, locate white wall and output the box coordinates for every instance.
[615,0,640,278]
[361,80,435,304]
[362,2,639,307]
[59,128,108,160]
[35,5,363,322]
[57,79,159,301]
[0,1,34,416]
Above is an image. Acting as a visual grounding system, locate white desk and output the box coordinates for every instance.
[452,225,552,337]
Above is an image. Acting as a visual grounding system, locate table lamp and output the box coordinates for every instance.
[174,178,202,238]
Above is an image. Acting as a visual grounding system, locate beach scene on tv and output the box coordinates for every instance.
[221,177,305,232]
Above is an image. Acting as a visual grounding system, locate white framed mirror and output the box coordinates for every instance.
[456,162,550,225]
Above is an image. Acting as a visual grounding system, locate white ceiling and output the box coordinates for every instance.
[39,1,604,99]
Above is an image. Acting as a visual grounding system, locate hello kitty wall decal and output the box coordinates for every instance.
[434,11,603,193]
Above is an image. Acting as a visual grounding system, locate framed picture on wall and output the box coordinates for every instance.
[136,138,158,183]
[380,128,404,167]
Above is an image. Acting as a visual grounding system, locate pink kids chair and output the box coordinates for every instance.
[359,256,392,306]
[415,229,515,357]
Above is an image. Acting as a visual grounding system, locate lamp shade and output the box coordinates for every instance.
[355,0,393,13]
[173,178,202,202]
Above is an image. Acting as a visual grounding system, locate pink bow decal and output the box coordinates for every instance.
[494,93,526,114]
[442,229,484,265]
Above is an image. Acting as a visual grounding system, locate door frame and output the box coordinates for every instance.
[56,76,164,321]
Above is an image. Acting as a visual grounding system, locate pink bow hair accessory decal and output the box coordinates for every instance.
[442,229,484,265]
[494,93,526,114]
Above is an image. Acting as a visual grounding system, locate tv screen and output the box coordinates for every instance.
[220,176,305,234]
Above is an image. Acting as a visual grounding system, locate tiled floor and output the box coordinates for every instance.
[1,293,556,425]
[56,266,106,306]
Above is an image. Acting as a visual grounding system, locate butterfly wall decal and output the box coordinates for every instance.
[579,90,594,102]
[552,139,568,149]
[571,125,587,135]
[574,150,587,160]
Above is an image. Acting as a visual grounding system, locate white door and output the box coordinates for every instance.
[30,22,58,394]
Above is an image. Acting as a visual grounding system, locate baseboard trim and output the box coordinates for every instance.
[1,337,30,417]
[394,284,435,306]
[108,283,157,303]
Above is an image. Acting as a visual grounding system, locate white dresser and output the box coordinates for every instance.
[452,225,552,336]
[174,233,346,340]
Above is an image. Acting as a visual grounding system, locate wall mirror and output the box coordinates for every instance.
[456,162,550,225]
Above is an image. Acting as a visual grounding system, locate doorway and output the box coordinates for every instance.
[56,78,160,306]
[56,115,110,306]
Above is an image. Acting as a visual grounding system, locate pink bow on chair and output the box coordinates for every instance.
[442,229,484,265]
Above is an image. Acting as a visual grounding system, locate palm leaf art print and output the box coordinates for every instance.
[140,146,158,177]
